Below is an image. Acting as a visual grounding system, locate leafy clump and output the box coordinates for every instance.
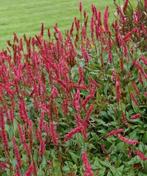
[0,0,147,175]
[114,0,147,51]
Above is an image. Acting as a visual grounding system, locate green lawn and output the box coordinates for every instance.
[0,0,129,49]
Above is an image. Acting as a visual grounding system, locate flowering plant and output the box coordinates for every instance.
[0,0,147,175]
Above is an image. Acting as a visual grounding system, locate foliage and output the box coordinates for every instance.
[0,0,147,175]
[114,0,147,51]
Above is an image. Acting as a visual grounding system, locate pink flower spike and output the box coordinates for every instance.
[107,128,124,137]
[50,86,58,99]
[25,163,34,176]
[130,93,138,106]
[123,0,129,12]
[135,150,147,161]
[81,47,90,63]
[131,113,141,120]
[117,134,139,145]
[73,89,81,112]
[79,1,83,13]
[144,0,147,9]
[82,151,94,176]
[49,121,59,146]
[85,104,94,124]
[131,81,140,95]
[0,161,8,170]
[115,75,121,102]
[40,23,44,36]
[104,6,109,33]
[64,126,82,142]
[144,92,147,97]
[12,137,22,169]
[140,56,147,65]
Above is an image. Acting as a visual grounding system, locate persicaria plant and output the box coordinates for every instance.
[0,0,147,175]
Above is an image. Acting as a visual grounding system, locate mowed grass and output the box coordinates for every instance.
[0,0,132,49]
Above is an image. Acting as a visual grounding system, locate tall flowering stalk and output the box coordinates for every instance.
[115,74,121,102]
[135,150,147,161]
[123,0,129,12]
[107,128,124,137]
[117,134,139,145]
[12,137,22,170]
[0,1,146,175]
[104,6,110,33]
[82,151,94,176]
[49,121,59,146]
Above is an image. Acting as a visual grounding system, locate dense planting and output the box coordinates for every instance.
[0,0,147,175]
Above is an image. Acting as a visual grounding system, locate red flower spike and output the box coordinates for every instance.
[49,121,59,146]
[104,6,109,33]
[107,128,124,137]
[131,113,141,120]
[135,150,147,161]
[138,70,143,84]
[123,0,129,12]
[120,58,124,71]
[74,17,80,31]
[90,16,94,40]
[81,47,90,63]
[0,113,9,153]
[0,161,8,170]
[78,66,84,84]
[144,92,147,97]
[39,111,45,131]
[73,89,81,112]
[40,23,44,37]
[79,1,82,13]
[18,125,31,157]
[12,137,22,169]
[121,112,129,126]
[15,164,21,176]
[131,81,140,95]
[70,22,74,35]
[62,99,69,115]
[50,86,58,99]
[19,98,30,124]
[130,92,138,106]
[82,25,87,40]
[133,60,146,79]
[97,10,102,26]
[140,56,147,65]
[116,5,126,23]
[91,4,95,15]
[39,139,46,157]
[117,134,139,145]
[123,31,133,43]
[9,108,15,122]
[13,32,19,43]
[115,75,121,102]
[82,94,94,109]
[1,129,9,153]
[64,126,82,142]
[144,0,147,9]
[25,163,34,176]
[85,104,94,124]
[108,50,112,63]
[48,28,51,38]
[36,129,46,156]
[82,151,94,176]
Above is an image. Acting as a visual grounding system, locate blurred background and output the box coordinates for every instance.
[0,0,135,49]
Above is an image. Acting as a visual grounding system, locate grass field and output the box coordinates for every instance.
[0,0,131,49]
